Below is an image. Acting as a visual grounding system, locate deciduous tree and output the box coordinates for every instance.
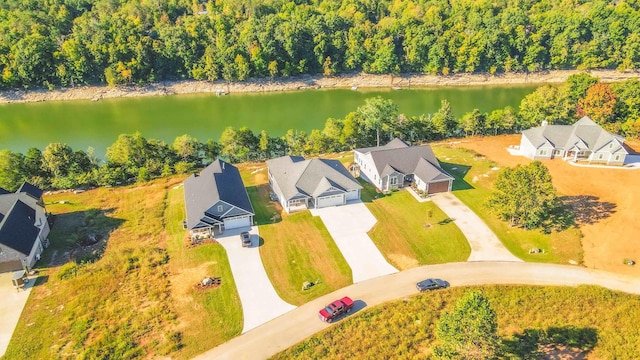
[434,290,501,359]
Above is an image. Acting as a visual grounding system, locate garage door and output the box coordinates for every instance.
[317,194,345,208]
[346,189,360,201]
[224,216,251,230]
[427,181,450,194]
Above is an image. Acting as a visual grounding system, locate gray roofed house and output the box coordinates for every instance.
[353,138,454,194]
[0,182,50,273]
[183,159,254,241]
[266,156,362,213]
[519,116,629,165]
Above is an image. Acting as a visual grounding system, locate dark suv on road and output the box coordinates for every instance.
[241,231,252,247]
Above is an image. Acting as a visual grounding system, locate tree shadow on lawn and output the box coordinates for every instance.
[44,208,124,267]
[439,162,474,191]
[503,325,598,360]
[560,195,616,226]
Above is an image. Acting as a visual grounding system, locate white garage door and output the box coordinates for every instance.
[317,194,345,208]
[224,216,251,230]
[346,189,360,201]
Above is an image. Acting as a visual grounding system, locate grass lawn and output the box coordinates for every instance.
[6,178,186,359]
[240,161,352,306]
[274,285,640,359]
[433,145,583,264]
[366,187,470,270]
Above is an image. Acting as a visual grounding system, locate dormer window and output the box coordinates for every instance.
[217,205,223,212]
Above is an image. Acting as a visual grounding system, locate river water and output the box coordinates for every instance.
[0,85,536,156]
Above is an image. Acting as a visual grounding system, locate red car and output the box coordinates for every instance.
[318,296,354,322]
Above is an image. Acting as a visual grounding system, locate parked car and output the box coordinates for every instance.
[318,296,354,322]
[241,231,252,247]
[416,278,449,292]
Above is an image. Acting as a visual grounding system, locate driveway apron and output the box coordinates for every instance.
[431,192,522,262]
[0,272,33,357]
[216,226,296,333]
[311,201,398,283]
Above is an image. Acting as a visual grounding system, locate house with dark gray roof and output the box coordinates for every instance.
[519,116,629,164]
[0,182,50,273]
[183,159,254,241]
[353,138,454,194]
[266,156,362,213]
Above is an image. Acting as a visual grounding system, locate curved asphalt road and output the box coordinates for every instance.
[193,261,640,360]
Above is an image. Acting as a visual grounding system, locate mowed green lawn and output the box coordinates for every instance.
[366,186,470,270]
[433,145,583,264]
[247,173,352,306]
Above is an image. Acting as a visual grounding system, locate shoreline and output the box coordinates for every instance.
[1,70,638,104]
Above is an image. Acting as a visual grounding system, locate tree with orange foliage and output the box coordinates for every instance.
[576,83,617,126]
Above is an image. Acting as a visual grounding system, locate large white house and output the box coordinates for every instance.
[519,116,629,164]
[267,156,362,213]
[183,160,254,241]
[353,138,454,194]
[0,182,50,273]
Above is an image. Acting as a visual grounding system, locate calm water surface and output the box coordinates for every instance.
[0,85,537,156]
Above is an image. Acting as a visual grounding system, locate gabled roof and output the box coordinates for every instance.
[522,116,625,152]
[355,138,451,183]
[0,187,9,195]
[0,200,40,256]
[267,156,362,201]
[183,160,254,230]
[354,137,409,154]
[414,158,454,183]
[18,182,43,200]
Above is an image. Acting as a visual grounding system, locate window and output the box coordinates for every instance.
[598,153,604,160]
[390,176,398,185]
[539,149,547,156]
[217,205,223,212]
[614,155,621,161]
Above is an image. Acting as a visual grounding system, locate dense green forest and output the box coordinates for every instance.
[1,0,639,89]
[1,74,638,192]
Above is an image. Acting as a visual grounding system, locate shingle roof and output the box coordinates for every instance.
[413,158,454,183]
[17,182,43,200]
[267,156,362,201]
[522,116,626,152]
[183,160,254,230]
[354,137,409,154]
[0,200,40,256]
[0,187,9,195]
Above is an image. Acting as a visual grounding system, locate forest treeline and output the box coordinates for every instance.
[1,74,638,191]
[1,0,639,89]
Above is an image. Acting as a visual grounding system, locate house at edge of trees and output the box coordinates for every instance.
[183,159,254,242]
[0,182,50,273]
[352,138,454,194]
[519,116,630,165]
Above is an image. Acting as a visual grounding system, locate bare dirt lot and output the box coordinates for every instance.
[450,135,640,276]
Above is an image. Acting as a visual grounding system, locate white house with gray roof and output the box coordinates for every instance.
[0,182,49,273]
[266,156,362,213]
[353,138,454,194]
[183,160,254,241]
[519,116,629,164]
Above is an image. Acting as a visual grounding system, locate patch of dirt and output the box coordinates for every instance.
[170,261,219,299]
[451,135,640,276]
[540,344,590,360]
[388,253,420,270]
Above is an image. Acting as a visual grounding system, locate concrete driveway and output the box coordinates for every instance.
[431,192,522,262]
[216,227,296,333]
[0,272,33,357]
[310,201,398,283]
[193,261,640,360]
